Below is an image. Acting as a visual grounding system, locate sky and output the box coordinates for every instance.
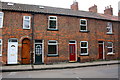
[1,0,120,16]
[118,1,120,10]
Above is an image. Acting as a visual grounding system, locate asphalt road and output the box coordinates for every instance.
[2,64,119,78]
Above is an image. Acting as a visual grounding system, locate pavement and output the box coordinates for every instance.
[1,60,119,72]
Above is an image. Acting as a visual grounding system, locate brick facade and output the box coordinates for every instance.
[89,4,97,13]
[0,2,120,65]
[104,5,113,15]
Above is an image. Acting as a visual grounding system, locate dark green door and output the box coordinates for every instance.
[35,44,42,64]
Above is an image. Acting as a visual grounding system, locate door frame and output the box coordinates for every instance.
[98,41,105,60]
[7,38,18,64]
[34,40,44,63]
[69,40,77,62]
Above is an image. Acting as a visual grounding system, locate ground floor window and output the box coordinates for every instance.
[0,39,2,56]
[80,41,88,55]
[48,40,58,56]
[107,42,113,54]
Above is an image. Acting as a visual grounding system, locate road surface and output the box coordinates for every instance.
[2,64,119,78]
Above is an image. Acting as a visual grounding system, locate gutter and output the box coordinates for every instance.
[30,13,35,69]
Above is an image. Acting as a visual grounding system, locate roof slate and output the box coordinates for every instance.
[1,2,119,21]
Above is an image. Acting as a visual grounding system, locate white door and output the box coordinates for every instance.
[7,38,18,64]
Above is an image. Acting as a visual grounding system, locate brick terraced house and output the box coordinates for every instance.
[0,1,120,65]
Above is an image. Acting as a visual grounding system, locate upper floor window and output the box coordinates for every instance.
[48,40,58,56]
[106,22,112,33]
[23,16,31,29]
[48,16,57,30]
[80,41,88,55]
[0,39,2,56]
[107,42,113,54]
[0,12,4,28]
[80,19,87,31]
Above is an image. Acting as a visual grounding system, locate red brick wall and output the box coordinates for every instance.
[1,11,119,64]
[70,2,79,10]
[104,7,113,15]
[89,5,97,13]
[2,11,33,64]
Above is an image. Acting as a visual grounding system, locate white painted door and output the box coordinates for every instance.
[7,38,18,64]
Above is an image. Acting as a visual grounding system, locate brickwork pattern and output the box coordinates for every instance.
[0,11,119,64]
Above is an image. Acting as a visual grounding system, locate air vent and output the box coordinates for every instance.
[39,6,44,9]
[7,2,14,6]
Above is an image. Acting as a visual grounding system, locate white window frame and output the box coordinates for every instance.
[23,16,31,29]
[80,19,87,31]
[0,12,4,28]
[48,16,57,29]
[0,39,2,56]
[48,40,58,55]
[107,42,113,54]
[106,22,112,34]
[80,41,88,55]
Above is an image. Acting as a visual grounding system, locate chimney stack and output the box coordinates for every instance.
[71,0,79,10]
[104,5,113,15]
[89,4,97,13]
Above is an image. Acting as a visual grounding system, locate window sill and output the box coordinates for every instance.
[106,33,114,35]
[79,30,90,33]
[47,29,59,31]
[80,54,89,56]
[23,28,30,30]
[107,53,115,55]
[47,54,59,57]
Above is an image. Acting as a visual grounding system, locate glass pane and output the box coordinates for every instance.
[12,39,17,42]
[0,13,3,16]
[50,17,56,19]
[0,45,1,54]
[81,20,86,25]
[107,27,112,33]
[25,16,30,19]
[24,20,30,28]
[70,45,72,53]
[81,25,86,30]
[35,44,42,55]
[107,22,112,27]
[49,20,56,28]
[107,27,110,32]
[81,42,87,47]
[49,40,57,43]
[108,42,112,47]
[0,18,2,27]
[0,40,1,43]
[9,39,17,42]
[35,40,42,43]
[69,41,75,43]
[107,22,112,33]
[108,48,112,53]
[81,48,87,53]
[98,41,103,43]
[48,45,56,54]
